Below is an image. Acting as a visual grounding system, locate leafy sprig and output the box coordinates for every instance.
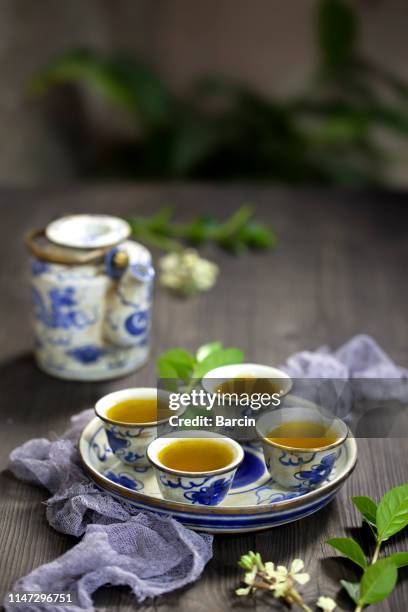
[128,206,276,255]
[156,342,244,391]
[327,483,408,610]
[236,483,408,611]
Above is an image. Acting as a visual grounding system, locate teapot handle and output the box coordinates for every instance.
[25,229,110,265]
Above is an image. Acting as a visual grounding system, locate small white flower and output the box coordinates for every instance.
[263,562,291,598]
[290,559,305,573]
[293,572,310,585]
[289,558,310,585]
[159,249,218,296]
[317,595,337,611]
[235,586,252,596]
[272,580,289,598]
[243,567,257,586]
[264,561,276,577]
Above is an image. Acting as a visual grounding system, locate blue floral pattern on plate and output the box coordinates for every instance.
[105,471,144,491]
[92,441,111,462]
[231,449,266,489]
[254,485,305,505]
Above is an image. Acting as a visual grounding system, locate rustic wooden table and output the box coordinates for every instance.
[1,186,408,611]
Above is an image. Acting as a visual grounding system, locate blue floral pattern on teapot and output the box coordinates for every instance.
[29,240,154,381]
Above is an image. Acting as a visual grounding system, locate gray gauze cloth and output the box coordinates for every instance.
[282,334,408,425]
[6,334,408,611]
[6,409,213,611]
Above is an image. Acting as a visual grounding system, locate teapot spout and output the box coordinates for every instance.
[129,262,155,283]
[103,253,155,348]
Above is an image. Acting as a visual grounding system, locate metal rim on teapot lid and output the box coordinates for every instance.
[45,214,131,249]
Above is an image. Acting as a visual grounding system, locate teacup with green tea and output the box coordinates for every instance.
[201,363,292,440]
[95,388,177,467]
[256,406,348,491]
[147,431,244,505]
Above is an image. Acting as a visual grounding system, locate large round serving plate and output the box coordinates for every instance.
[79,417,357,533]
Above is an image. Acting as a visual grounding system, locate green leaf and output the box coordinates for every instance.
[156,361,179,392]
[31,49,171,128]
[157,349,195,382]
[157,361,178,379]
[158,349,195,368]
[352,495,378,526]
[388,552,408,569]
[377,484,408,541]
[196,342,223,363]
[193,348,244,380]
[106,54,171,126]
[317,0,357,74]
[326,537,367,569]
[214,206,254,241]
[148,207,174,235]
[160,360,193,382]
[238,222,276,250]
[358,559,397,606]
[340,580,360,604]
[217,234,248,255]
[181,216,219,245]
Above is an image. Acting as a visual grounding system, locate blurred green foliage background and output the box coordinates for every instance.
[32,0,408,187]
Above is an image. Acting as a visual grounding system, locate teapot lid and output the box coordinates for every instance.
[26,214,132,265]
[46,214,131,249]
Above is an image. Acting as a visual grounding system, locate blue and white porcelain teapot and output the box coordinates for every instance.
[25,214,154,381]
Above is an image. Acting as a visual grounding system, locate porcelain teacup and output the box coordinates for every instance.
[201,363,292,439]
[147,431,244,506]
[256,406,348,491]
[95,387,180,467]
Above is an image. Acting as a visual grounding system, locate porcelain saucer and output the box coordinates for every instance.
[79,417,357,533]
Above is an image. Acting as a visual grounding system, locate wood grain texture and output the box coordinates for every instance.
[0,185,407,611]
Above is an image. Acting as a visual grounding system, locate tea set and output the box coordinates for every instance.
[81,369,356,533]
[26,214,358,533]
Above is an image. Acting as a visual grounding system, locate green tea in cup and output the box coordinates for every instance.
[158,438,235,472]
[215,375,280,396]
[266,420,339,450]
[106,397,171,424]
